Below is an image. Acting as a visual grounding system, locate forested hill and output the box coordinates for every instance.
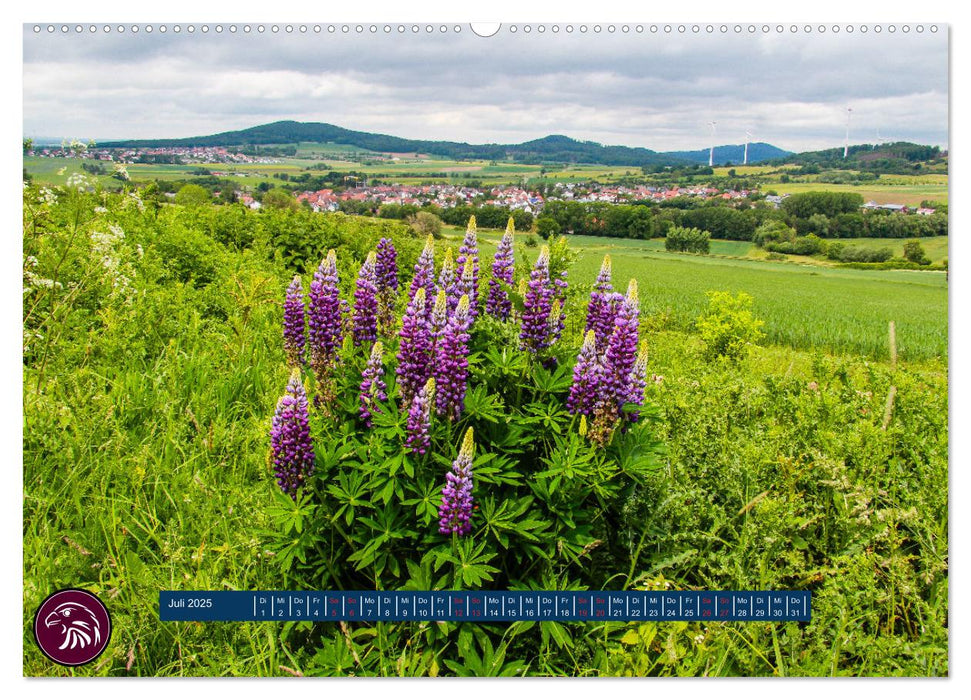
[101,120,789,167]
[770,142,947,173]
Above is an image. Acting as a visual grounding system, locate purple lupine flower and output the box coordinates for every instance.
[455,217,479,321]
[375,238,398,294]
[567,330,602,417]
[408,235,436,314]
[308,250,342,377]
[359,341,387,427]
[283,276,306,367]
[585,255,615,351]
[547,298,565,347]
[375,238,399,333]
[520,246,555,354]
[437,247,457,311]
[396,286,432,408]
[405,377,435,456]
[270,369,315,498]
[455,259,475,322]
[438,427,475,536]
[591,280,640,443]
[430,289,449,353]
[352,251,379,347]
[553,269,569,302]
[625,341,650,422]
[486,220,515,320]
[434,295,471,420]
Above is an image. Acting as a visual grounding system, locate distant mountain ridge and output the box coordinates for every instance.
[101,120,793,167]
[665,143,792,165]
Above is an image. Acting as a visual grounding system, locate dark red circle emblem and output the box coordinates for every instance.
[33,588,112,667]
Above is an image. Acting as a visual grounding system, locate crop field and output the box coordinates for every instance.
[766,179,948,205]
[462,230,947,362]
[25,153,657,189]
[23,156,316,187]
[22,188,948,678]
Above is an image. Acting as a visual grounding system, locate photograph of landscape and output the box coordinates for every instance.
[22,22,948,677]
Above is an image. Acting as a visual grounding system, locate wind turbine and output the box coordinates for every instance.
[743,130,753,166]
[843,107,853,159]
[708,121,717,167]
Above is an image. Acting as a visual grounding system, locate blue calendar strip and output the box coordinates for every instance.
[160,590,810,622]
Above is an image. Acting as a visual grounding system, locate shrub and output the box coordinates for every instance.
[264,238,666,671]
[262,187,299,210]
[408,211,443,239]
[827,245,893,263]
[665,226,710,254]
[152,222,227,287]
[174,183,211,207]
[753,220,796,247]
[695,291,764,361]
[903,240,931,265]
[765,234,824,256]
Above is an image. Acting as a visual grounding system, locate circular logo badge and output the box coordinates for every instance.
[33,588,112,667]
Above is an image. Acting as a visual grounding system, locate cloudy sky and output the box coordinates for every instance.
[22,24,948,152]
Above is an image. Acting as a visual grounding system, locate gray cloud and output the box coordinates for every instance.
[22,25,948,151]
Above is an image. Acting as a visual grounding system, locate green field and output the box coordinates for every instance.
[459,229,947,362]
[766,179,948,205]
[24,154,671,189]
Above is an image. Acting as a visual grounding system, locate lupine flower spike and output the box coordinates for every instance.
[586,255,615,351]
[591,279,640,443]
[626,341,650,422]
[520,246,554,354]
[486,219,515,320]
[438,427,475,536]
[548,298,565,347]
[353,251,379,346]
[405,377,435,456]
[567,330,602,417]
[396,287,431,408]
[359,341,387,427]
[308,250,342,379]
[455,217,479,321]
[409,235,436,318]
[375,238,399,333]
[435,295,472,420]
[270,369,315,498]
[438,247,456,309]
[283,276,306,367]
[430,289,449,351]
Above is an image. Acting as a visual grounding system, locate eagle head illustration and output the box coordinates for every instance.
[44,602,102,651]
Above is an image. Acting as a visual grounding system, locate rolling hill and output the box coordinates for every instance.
[102,120,792,167]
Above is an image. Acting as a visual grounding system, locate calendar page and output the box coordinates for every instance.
[19,12,950,682]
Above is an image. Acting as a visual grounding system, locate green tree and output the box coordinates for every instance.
[807,213,830,236]
[262,187,299,211]
[408,211,443,239]
[903,240,931,265]
[535,216,560,240]
[174,183,211,207]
